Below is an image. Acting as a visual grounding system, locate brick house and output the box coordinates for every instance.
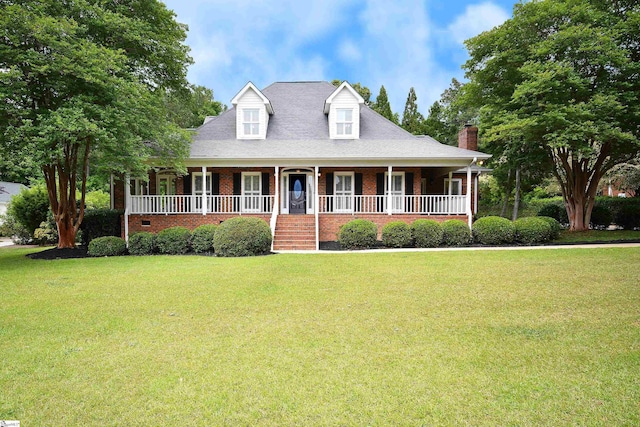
[111,81,491,250]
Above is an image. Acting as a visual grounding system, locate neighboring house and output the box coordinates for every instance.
[0,181,27,221]
[112,81,491,250]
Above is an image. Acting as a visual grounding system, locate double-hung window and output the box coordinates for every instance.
[242,172,261,212]
[443,178,462,195]
[336,109,353,136]
[334,172,354,212]
[243,109,260,136]
[385,172,405,213]
[192,172,212,211]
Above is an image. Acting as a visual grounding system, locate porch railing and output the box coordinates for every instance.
[318,195,466,214]
[129,195,274,214]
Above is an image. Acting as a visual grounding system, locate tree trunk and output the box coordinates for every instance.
[500,168,512,218]
[512,166,521,221]
[56,214,77,248]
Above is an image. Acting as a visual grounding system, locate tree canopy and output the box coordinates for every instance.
[165,84,226,129]
[401,87,424,135]
[464,0,640,230]
[371,85,399,124]
[0,0,193,247]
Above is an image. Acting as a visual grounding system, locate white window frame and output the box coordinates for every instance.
[334,172,355,213]
[242,108,260,136]
[241,172,262,212]
[191,172,212,196]
[444,178,463,195]
[129,178,149,196]
[336,108,353,136]
[156,175,176,195]
[385,172,405,213]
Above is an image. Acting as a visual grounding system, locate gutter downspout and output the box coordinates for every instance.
[315,166,319,250]
[124,174,130,245]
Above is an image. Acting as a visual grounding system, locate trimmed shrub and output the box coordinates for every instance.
[441,219,471,246]
[537,216,562,240]
[338,219,377,250]
[128,232,156,256]
[513,217,553,244]
[382,221,412,248]
[472,216,515,245]
[191,224,217,253]
[537,202,569,224]
[88,236,127,257]
[411,219,443,248]
[214,217,272,257]
[590,203,613,229]
[156,226,192,255]
[80,209,122,245]
[614,202,640,230]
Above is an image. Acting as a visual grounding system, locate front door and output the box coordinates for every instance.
[289,174,306,214]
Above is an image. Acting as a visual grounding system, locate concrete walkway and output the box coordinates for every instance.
[0,237,14,247]
[275,242,640,254]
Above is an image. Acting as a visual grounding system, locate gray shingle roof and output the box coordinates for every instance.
[190,81,490,166]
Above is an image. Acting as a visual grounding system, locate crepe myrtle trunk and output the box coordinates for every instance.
[552,143,610,232]
[42,140,90,248]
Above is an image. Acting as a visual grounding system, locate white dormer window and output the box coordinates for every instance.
[336,108,353,136]
[243,109,260,136]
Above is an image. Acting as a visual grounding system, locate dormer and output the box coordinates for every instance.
[324,81,365,139]
[231,82,274,140]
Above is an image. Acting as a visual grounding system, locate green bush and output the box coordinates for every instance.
[513,217,553,244]
[33,215,58,245]
[614,201,640,230]
[80,209,122,245]
[128,232,156,256]
[381,221,412,248]
[441,219,471,246]
[338,219,377,250]
[472,216,515,245]
[537,202,569,224]
[7,185,50,237]
[88,236,127,257]
[191,224,217,253]
[214,217,272,257]
[589,203,613,229]
[537,216,562,240]
[156,226,192,255]
[411,219,443,248]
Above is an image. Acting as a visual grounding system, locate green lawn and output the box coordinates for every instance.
[1,247,639,426]
[555,229,640,243]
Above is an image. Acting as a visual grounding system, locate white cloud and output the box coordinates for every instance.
[338,39,362,63]
[446,2,510,45]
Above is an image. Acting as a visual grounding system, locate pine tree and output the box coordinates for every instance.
[372,85,398,124]
[401,87,424,135]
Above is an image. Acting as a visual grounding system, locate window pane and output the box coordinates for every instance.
[195,175,203,192]
[344,176,352,191]
[344,109,352,121]
[344,123,352,135]
[244,123,251,134]
[251,123,259,134]
[336,123,344,135]
[335,175,342,191]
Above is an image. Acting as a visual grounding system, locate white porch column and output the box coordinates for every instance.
[315,166,319,250]
[474,173,479,214]
[466,165,473,228]
[201,166,207,215]
[448,171,453,214]
[274,166,280,215]
[109,174,114,210]
[124,174,130,244]
[387,165,393,215]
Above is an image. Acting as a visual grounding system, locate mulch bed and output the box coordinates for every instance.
[27,246,89,260]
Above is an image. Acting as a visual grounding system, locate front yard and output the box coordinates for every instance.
[1,247,639,425]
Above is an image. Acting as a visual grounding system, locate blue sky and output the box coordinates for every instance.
[161,0,517,116]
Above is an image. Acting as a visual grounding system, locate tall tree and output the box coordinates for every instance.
[464,0,640,230]
[371,85,399,124]
[0,0,193,247]
[165,84,226,128]
[401,87,424,135]
[331,79,371,105]
[422,101,450,142]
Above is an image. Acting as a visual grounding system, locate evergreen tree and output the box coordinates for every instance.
[422,101,449,142]
[401,87,424,135]
[372,85,399,124]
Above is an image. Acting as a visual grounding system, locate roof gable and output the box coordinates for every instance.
[231,81,274,114]
[323,81,365,114]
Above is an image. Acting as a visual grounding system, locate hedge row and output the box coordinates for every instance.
[338,219,472,249]
[89,218,272,257]
[536,197,640,229]
[338,216,562,250]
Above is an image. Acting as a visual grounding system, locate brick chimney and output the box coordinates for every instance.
[458,123,478,151]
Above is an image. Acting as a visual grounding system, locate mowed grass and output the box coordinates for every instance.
[1,247,639,426]
[556,229,640,243]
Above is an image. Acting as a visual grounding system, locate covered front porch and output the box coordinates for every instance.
[117,163,481,250]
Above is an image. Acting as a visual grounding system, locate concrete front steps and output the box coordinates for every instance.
[273,214,316,250]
